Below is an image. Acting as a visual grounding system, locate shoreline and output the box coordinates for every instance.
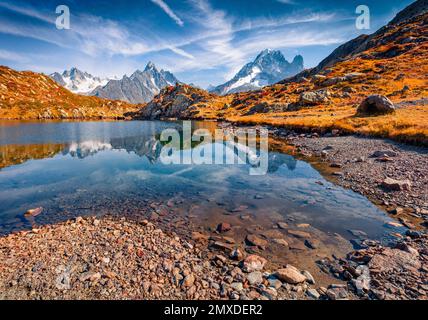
[269,128,428,229]
[0,216,327,300]
[0,121,427,300]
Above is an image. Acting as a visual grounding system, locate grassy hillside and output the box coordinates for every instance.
[0,66,139,120]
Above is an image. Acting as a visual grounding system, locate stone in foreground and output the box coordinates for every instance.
[275,265,306,284]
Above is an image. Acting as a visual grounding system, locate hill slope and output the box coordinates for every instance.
[0,66,138,120]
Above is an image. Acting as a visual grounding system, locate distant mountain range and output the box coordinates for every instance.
[210,49,304,95]
[91,62,180,104]
[50,68,110,94]
[50,63,180,104]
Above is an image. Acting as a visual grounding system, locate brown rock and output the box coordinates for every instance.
[275,265,306,284]
[230,248,244,261]
[288,230,311,239]
[382,177,411,191]
[182,274,195,288]
[245,234,268,249]
[217,222,231,233]
[191,231,209,243]
[368,248,421,273]
[24,207,43,217]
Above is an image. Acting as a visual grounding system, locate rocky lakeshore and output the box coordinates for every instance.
[277,131,428,228]
[0,216,330,300]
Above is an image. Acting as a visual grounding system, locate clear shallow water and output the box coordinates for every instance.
[0,120,403,243]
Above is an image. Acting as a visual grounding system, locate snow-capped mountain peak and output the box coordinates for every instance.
[211,49,304,95]
[50,68,110,94]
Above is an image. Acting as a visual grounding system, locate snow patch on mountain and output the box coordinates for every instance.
[50,68,110,94]
[211,49,304,95]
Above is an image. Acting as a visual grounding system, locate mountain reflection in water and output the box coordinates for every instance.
[0,120,402,243]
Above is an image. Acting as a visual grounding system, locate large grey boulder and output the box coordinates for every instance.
[357,95,395,116]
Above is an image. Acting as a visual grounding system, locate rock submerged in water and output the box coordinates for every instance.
[24,207,43,217]
[245,234,268,249]
[356,95,395,116]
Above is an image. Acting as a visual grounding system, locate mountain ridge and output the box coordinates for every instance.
[50,68,110,94]
[90,62,180,104]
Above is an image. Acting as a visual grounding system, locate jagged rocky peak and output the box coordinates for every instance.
[90,62,181,104]
[144,61,157,71]
[211,49,304,95]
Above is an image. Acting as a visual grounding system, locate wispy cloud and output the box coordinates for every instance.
[0,0,351,84]
[150,0,184,26]
[277,0,296,5]
[0,49,29,63]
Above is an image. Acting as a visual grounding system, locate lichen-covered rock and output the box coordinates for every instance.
[299,89,331,105]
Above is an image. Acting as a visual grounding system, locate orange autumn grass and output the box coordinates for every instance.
[228,104,428,145]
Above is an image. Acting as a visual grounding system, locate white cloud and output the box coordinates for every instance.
[0,49,29,63]
[277,0,296,5]
[150,0,184,26]
[0,0,348,84]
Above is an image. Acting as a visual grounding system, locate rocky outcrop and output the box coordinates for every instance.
[131,84,215,120]
[244,102,289,115]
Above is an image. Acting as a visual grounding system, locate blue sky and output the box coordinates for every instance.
[0,0,414,88]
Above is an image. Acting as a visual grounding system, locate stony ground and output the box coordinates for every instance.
[276,131,428,228]
[268,127,428,299]
[0,216,329,300]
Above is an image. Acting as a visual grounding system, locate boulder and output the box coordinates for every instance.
[371,150,398,158]
[357,95,395,116]
[382,177,411,191]
[275,265,306,284]
[24,207,43,217]
[299,89,330,105]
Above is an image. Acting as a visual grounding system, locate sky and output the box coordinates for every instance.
[0,0,415,88]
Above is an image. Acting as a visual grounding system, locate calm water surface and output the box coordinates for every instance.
[0,120,403,245]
